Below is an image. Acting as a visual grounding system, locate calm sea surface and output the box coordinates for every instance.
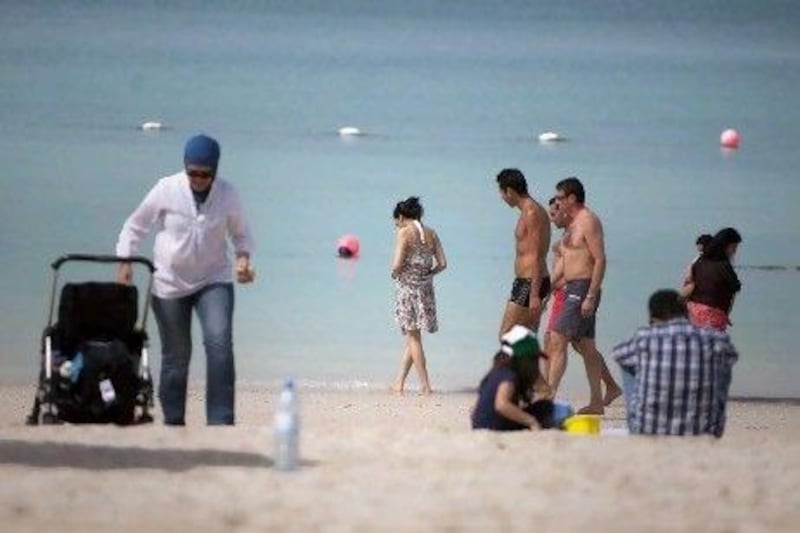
[1,1,799,397]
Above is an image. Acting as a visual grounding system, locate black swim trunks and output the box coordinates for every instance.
[509,276,552,306]
[539,276,552,300]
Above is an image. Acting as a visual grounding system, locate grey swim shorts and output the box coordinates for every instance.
[552,278,598,340]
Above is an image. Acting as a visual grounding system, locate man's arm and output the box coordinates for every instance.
[715,334,740,367]
[584,214,606,295]
[582,214,606,315]
[550,245,564,288]
[612,335,639,373]
[584,215,606,300]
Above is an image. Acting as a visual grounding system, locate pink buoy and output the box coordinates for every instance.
[720,129,740,149]
[337,234,360,258]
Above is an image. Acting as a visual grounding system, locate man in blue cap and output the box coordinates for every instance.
[116,134,255,425]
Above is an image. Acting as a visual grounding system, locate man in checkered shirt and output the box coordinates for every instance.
[613,289,738,437]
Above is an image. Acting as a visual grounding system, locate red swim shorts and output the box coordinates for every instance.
[547,287,566,333]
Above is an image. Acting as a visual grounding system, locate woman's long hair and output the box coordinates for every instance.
[482,350,540,404]
[703,227,742,261]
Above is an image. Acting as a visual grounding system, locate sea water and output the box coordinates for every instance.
[1,1,799,397]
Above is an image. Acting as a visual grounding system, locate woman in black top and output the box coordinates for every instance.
[685,227,742,331]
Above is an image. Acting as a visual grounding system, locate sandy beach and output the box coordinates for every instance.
[1,381,799,533]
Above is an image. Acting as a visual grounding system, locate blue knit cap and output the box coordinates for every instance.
[184,134,221,172]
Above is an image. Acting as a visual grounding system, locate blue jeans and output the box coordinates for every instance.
[620,365,637,430]
[151,283,235,425]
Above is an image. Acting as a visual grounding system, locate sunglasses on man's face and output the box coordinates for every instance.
[187,169,214,179]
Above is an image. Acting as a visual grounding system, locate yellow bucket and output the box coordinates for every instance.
[563,414,601,435]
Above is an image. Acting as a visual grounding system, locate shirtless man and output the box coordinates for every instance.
[529,196,568,399]
[496,168,551,338]
[547,177,621,414]
[539,197,568,384]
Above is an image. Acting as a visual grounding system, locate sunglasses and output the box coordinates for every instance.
[186,169,214,179]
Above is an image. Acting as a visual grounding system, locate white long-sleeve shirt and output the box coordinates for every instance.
[116,171,255,298]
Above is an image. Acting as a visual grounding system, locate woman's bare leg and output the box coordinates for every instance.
[407,329,432,394]
[392,343,413,394]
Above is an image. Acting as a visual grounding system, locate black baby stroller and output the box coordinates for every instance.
[27,254,156,425]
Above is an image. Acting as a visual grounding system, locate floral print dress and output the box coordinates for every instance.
[394,223,438,335]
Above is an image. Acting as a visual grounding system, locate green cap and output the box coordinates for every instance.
[500,325,540,359]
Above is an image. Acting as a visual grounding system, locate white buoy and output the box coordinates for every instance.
[338,126,361,136]
[538,131,564,143]
[139,121,163,131]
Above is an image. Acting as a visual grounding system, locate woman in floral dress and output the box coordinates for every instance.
[391,197,447,394]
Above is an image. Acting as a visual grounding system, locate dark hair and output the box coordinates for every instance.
[648,289,687,321]
[393,196,424,220]
[496,168,528,196]
[483,349,540,405]
[695,234,713,248]
[555,176,585,203]
[703,227,742,261]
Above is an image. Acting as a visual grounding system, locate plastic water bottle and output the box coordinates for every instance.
[274,378,300,471]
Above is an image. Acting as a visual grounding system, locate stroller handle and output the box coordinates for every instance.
[51,254,156,273]
[46,254,157,333]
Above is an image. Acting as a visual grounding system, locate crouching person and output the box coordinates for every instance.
[472,325,571,431]
[613,289,738,437]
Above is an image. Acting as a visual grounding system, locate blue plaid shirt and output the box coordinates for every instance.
[613,317,738,437]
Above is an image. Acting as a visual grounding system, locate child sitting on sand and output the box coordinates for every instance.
[471,325,572,431]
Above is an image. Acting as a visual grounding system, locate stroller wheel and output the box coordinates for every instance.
[138,412,154,424]
[42,412,60,425]
[25,414,40,426]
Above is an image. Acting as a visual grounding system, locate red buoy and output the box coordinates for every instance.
[337,235,360,258]
[720,129,740,149]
